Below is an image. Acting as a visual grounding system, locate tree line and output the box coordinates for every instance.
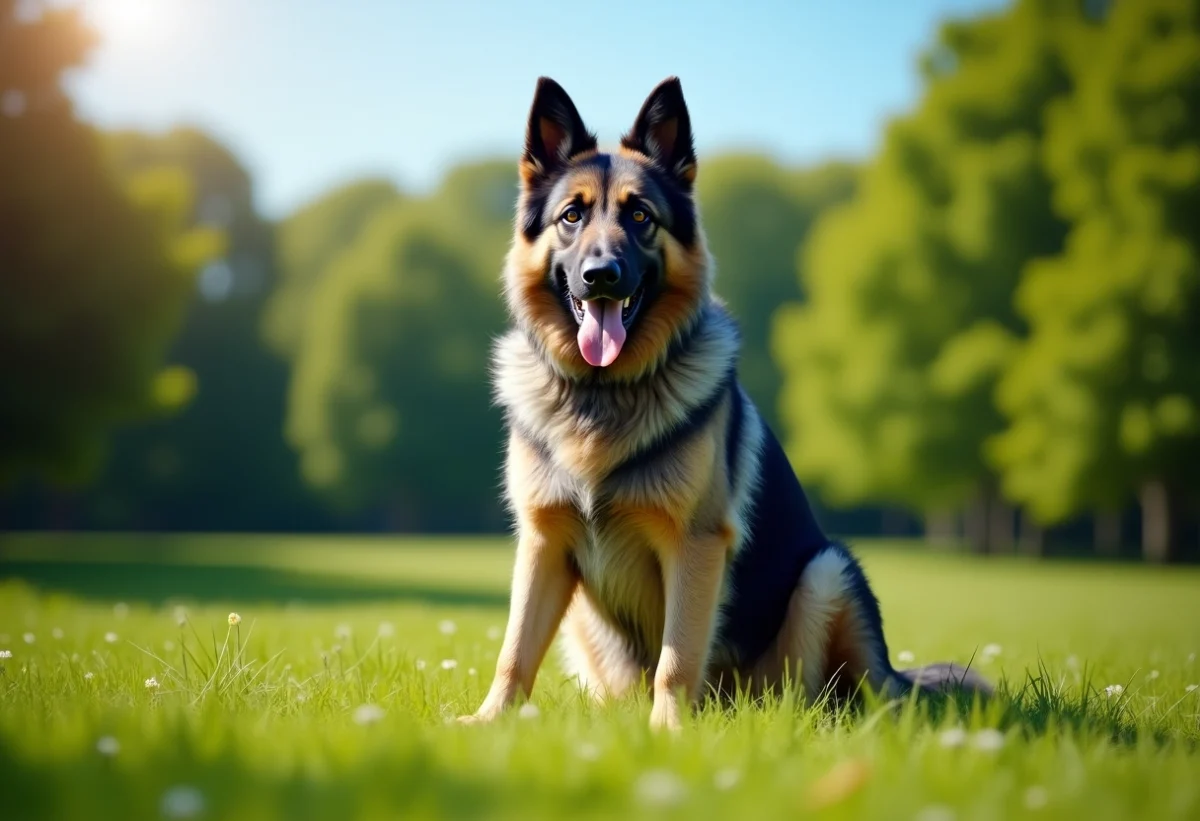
[2,0,1197,561]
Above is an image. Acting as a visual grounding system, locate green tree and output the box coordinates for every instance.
[81,127,319,531]
[0,1,217,489]
[989,0,1200,562]
[772,0,1077,552]
[285,161,516,531]
[696,156,856,434]
[263,178,403,361]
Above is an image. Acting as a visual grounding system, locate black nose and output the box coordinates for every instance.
[581,258,623,287]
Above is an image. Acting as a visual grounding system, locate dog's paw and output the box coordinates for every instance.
[455,712,495,726]
[648,699,684,734]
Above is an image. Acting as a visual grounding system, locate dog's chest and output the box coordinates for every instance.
[571,520,667,662]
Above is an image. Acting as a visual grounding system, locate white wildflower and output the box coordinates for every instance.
[897,650,915,664]
[971,728,1005,752]
[113,602,129,619]
[0,649,11,659]
[1024,786,1049,810]
[228,612,242,627]
[377,621,395,638]
[486,625,502,641]
[635,769,687,807]
[334,623,352,640]
[440,659,458,670]
[438,619,457,635]
[517,703,540,720]
[1147,669,1160,680]
[145,677,160,689]
[330,644,342,655]
[352,703,386,726]
[938,727,967,748]
[96,736,120,756]
[23,632,35,644]
[914,805,956,821]
[1065,655,1080,670]
[52,627,64,640]
[104,632,118,644]
[713,767,741,790]
[577,742,600,761]
[415,659,427,671]
[1186,684,1197,693]
[174,606,188,627]
[467,667,477,676]
[160,785,205,819]
[84,671,95,681]
[1104,684,1125,698]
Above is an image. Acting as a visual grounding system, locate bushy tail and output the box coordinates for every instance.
[891,662,994,699]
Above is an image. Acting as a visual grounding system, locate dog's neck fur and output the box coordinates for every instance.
[492,295,740,484]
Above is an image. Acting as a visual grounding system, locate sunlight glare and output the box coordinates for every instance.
[85,0,178,51]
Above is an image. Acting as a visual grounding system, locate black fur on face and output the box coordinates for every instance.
[516,77,700,337]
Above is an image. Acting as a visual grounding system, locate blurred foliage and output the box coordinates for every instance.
[695,156,857,434]
[773,0,1200,559]
[987,0,1200,561]
[263,178,404,361]
[77,128,318,531]
[0,0,220,488]
[283,162,517,531]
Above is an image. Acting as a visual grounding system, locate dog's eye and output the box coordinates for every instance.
[631,209,649,224]
[562,207,582,225]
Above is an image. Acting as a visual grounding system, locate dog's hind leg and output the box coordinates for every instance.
[750,545,893,703]
[750,543,992,706]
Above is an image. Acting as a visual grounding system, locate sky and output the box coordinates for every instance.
[63,0,1006,219]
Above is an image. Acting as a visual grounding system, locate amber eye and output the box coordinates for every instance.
[562,207,582,225]
[631,209,649,224]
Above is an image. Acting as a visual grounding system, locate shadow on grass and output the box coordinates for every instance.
[0,560,510,609]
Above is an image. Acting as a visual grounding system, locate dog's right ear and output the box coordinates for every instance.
[521,77,596,187]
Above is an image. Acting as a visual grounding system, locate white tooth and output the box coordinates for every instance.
[623,298,630,308]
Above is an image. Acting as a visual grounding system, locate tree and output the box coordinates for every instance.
[69,127,319,531]
[771,0,1077,552]
[695,156,856,434]
[0,1,218,489]
[263,178,403,361]
[285,161,517,531]
[988,0,1200,562]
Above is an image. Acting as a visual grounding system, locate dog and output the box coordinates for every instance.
[462,76,992,731]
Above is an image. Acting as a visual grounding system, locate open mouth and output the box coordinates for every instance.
[568,285,645,330]
[556,273,647,368]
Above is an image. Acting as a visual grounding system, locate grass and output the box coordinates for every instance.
[1,533,1198,821]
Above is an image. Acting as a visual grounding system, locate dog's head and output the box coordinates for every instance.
[504,77,712,380]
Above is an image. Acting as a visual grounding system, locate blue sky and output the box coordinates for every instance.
[65,0,1004,219]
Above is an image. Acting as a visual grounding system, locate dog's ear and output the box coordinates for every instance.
[621,76,697,190]
[521,77,596,187]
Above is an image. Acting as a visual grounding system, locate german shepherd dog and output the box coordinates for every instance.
[463,77,991,731]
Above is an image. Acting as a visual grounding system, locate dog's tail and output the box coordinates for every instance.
[888,661,994,699]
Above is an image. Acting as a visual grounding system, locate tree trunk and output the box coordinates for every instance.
[964,492,989,554]
[924,510,958,547]
[1093,510,1121,557]
[1140,480,1178,563]
[1017,510,1044,556]
[987,492,1015,554]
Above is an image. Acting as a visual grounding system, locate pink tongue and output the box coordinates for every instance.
[577,300,626,367]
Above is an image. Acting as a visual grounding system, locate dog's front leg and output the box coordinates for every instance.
[650,526,731,732]
[460,507,581,724]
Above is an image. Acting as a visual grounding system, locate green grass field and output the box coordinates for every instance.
[1,533,1198,821]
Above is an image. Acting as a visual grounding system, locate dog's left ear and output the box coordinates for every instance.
[621,77,697,190]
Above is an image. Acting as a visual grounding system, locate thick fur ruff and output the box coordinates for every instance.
[464,77,992,731]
